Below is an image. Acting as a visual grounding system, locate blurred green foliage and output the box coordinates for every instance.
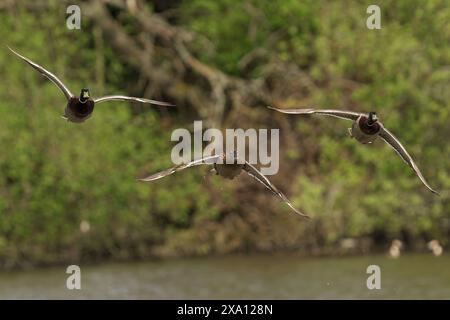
[0,0,448,267]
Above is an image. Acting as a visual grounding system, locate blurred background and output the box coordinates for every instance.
[0,0,448,299]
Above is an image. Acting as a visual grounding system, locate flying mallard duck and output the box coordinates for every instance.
[8,47,174,123]
[267,106,439,195]
[139,152,309,219]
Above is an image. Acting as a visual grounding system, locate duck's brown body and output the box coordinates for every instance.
[213,162,244,179]
[350,115,381,144]
[213,153,244,179]
[64,97,95,123]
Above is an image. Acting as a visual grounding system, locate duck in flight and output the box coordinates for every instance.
[267,106,439,195]
[139,152,310,219]
[8,47,174,123]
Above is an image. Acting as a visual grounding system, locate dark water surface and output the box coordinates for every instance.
[0,253,449,299]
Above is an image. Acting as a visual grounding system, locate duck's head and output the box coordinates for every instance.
[223,150,239,165]
[79,88,90,103]
[230,150,240,162]
[367,112,378,126]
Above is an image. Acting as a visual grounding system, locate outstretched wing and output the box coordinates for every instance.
[379,126,439,195]
[8,46,73,100]
[267,106,361,121]
[138,155,221,182]
[94,95,174,107]
[243,161,310,219]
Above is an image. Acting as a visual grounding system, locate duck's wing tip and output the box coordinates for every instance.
[379,127,440,197]
[137,177,160,182]
[6,46,28,61]
[6,45,20,57]
[242,161,310,219]
[7,46,74,100]
[140,99,176,107]
[6,45,16,52]
[138,156,221,183]
[419,178,440,196]
[266,106,318,115]
[152,100,176,107]
[289,205,311,220]
[430,188,440,196]
[137,172,168,182]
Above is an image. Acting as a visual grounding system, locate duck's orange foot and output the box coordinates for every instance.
[347,128,353,138]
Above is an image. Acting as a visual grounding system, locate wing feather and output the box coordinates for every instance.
[379,126,439,195]
[94,95,174,107]
[267,106,361,121]
[243,161,310,218]
[138,155,221,182]
[8,46,73,100]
